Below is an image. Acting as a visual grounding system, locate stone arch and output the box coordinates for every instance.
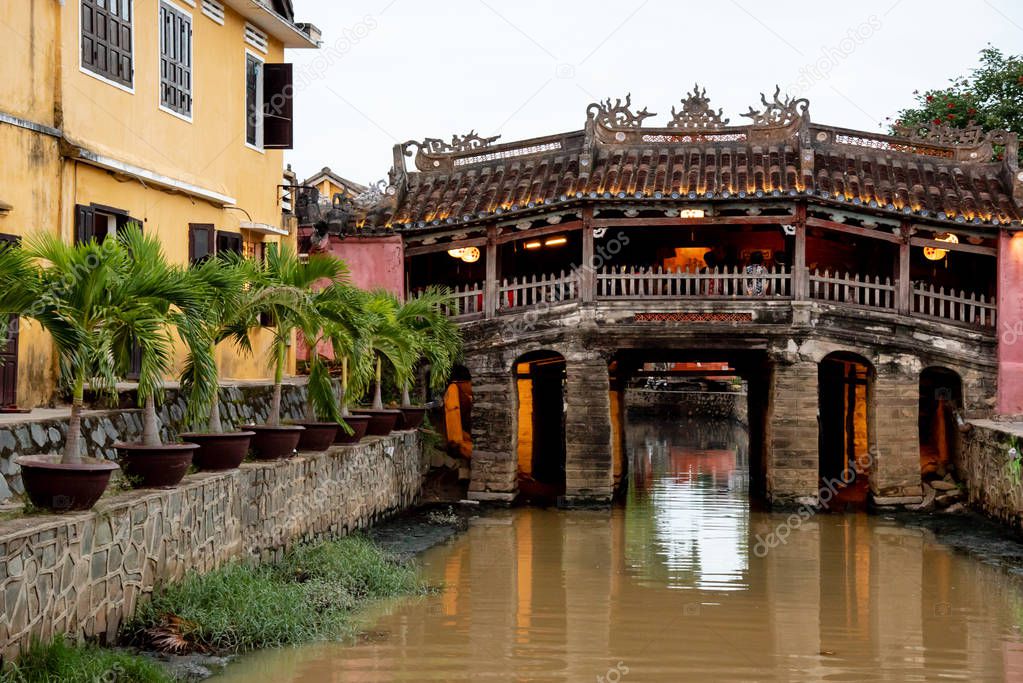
[818,351,877,502]
[440,364,473,460]
[513,349,567,500]
[919,366,963,480]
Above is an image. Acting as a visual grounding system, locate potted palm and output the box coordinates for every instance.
[328,286,373,445]
[395,287,461,430]
[351,291,414,436]
[177,253,260,471]
[244,243,347,458]
[0,230,193,509]
[111,227,205,489]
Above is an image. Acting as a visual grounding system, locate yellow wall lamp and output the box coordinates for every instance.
[923,232,959,261]
[524,236,568,250]
[447,247,481,263]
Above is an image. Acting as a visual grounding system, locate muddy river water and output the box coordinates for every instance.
[219,419,1023,681]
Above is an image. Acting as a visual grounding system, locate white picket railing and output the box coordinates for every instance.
[499,270,579,311]
[913,282,996,328]
[596,265,791,299]
[409,283,483,319]
[809,270,896,311]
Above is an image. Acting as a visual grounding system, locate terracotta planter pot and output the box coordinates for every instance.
[397,406,427,430]
[178,431,254,471]
[351,409,401,436]
[116,442,198,488]
[18,454,119,512]
[335,415,371,444]
[242,425,305,460]
[292,422,339,451]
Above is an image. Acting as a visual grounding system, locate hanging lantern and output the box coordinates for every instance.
[447,248,466,259]
[460,247,480,263]
[923,232,958,261]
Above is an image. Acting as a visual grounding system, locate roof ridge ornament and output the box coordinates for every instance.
[667,84,729,129]
[892,119,992,147]
[413,130,502,156]
[587,93,656,129]
[741,86,809,127]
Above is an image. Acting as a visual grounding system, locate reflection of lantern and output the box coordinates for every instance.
[924,233,958,261]
[447,248,466,259]
[460,247,480,263]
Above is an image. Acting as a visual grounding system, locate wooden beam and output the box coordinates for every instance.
[495,220,582,245]
[590,215,789,228]
[581,208,594,303]
[793,202,808,300]
[806,216,903,244]
[484,225,498,319]
[405,236,487,258]
[898,223,911,315]
[909,236,996,257]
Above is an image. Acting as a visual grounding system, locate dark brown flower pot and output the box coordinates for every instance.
[242,425,305,460]
[292,422,339,451]
[116,442,198,489]
[397,407,427,430]
[351,409,401,436]
[335,415,371,444]
[18,454,119,512]
[178,431,255,471]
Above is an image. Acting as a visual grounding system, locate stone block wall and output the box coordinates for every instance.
[626,389,748,423]
[564,351,613,504]
[0,383,308,504]
[0,431,423,661]
[956,421,1023,532]
[766,359,821,504]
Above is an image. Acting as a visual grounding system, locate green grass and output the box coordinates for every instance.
[125,535,428,655]
[0,637,170,683]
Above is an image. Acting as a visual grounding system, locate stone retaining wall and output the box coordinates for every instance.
[0,383,308,504]
[0,431,423,661]
[957,421,1023,532]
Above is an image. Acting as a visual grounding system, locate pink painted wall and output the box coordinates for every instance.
[998,230,1023,414]
[329,235,405,296]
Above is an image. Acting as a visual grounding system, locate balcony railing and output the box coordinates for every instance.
[499,270,579,311]
[421,267,996,333]
[913,282,996,328]
[597,265,791,299]
[809,270,896,311]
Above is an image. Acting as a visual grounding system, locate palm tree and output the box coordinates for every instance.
[359,291,416,411]
[251,243,348,426]
[395,287,462,407]
[110,226,205,448]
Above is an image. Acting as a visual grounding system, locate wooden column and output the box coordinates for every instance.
[897,223,912,316]
[484,225,498,319]
[581,207,595,303]
[793,203,808,300]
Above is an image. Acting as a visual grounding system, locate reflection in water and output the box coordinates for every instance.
[220,418,1023,682]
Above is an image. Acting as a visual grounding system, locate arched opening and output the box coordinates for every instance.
[818,352,875,504]
[441,365,473,460]
[919,367,963,480]
[514,350,567,500]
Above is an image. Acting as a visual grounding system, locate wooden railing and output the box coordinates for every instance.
[422,267,996,334]
[498,270,579,311]
[596,265,792,299]
[809,270,896,311]
[913,282,996,328]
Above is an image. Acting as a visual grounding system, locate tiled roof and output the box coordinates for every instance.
[372,89,1022,231]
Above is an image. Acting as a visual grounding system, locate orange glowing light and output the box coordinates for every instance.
[544,237,567,247]
[923,233,958,261]
[524,241,542,250]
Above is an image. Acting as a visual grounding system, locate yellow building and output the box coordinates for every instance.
[0,0,321,408]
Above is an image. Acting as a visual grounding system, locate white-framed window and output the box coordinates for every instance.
[200,0,224,24]
[159,1,193,120]
[245,50,264,151]
[244,23,268,53]
[80,0,134,91]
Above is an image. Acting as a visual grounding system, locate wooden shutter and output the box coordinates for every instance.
[262,63,293,149]
[216,230,242,255]
[188,223,214,263]
[74,205,96,244]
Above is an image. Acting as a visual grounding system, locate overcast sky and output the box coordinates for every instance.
[284,0,1021,185]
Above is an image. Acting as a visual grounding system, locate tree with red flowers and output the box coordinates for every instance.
[891,47,1022,163]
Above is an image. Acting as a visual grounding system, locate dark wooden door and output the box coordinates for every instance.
[0,234,20,406]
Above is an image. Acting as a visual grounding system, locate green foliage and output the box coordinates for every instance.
[125,536,427,655]
[892,47,1023,163]
[0,637,170,683]
[397,287,463,393]
[1007,435,1022,487]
